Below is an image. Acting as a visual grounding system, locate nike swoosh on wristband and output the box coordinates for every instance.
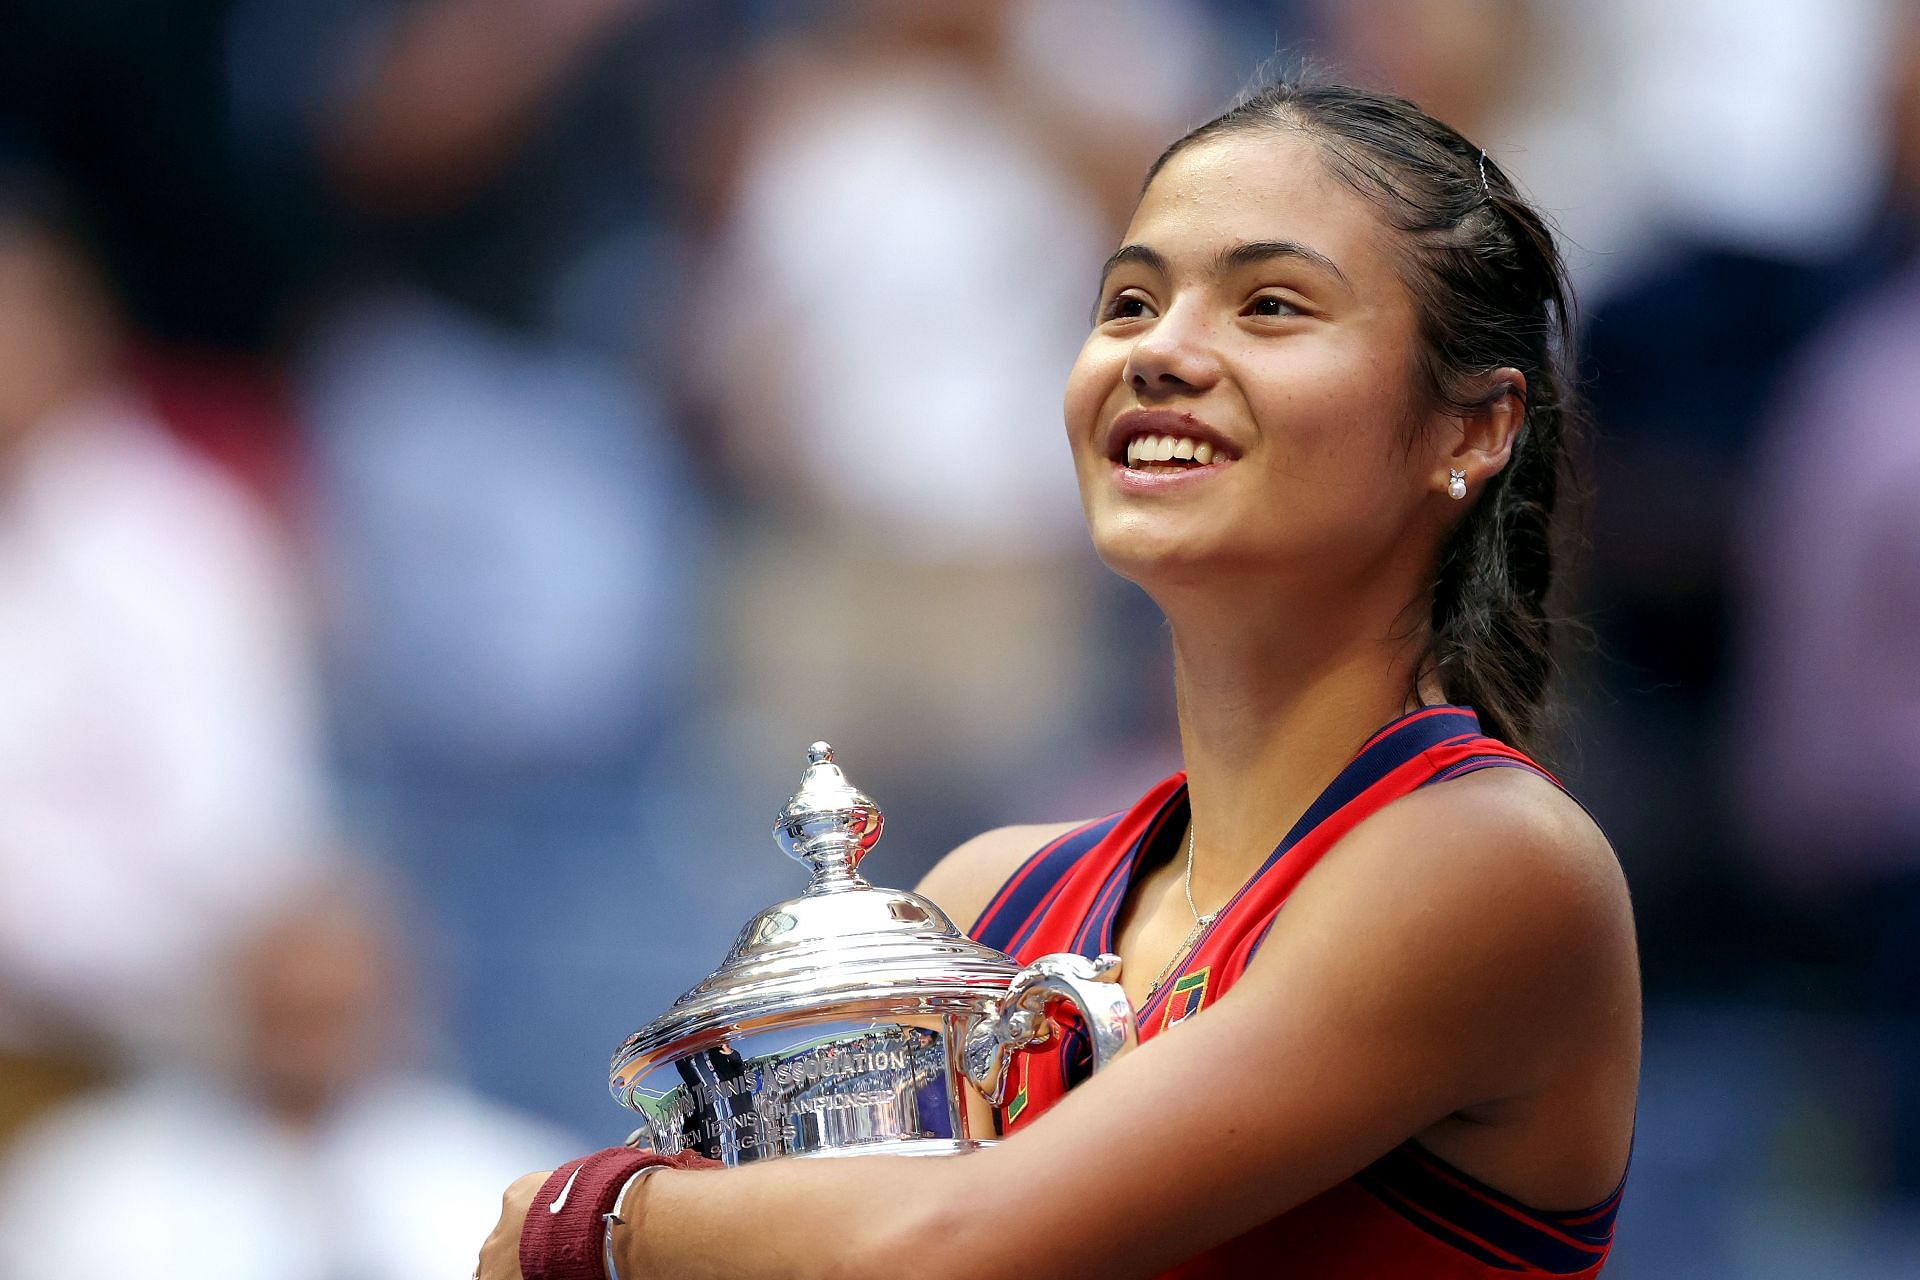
[549,1166,585,1214]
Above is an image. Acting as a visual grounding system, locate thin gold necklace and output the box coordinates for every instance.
[1147,824,1217,996]
[1146,696,1432,997]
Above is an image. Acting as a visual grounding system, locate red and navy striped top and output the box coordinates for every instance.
[970,704,1624,1278]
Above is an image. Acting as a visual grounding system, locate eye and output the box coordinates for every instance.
[1099,291,1155,323]
[1246,294,1303,318]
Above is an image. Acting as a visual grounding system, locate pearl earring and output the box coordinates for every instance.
[1448,469,1467,500]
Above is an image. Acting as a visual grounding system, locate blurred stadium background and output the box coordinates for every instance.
[1,0,1916,1275]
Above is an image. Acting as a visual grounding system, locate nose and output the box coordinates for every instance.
[1123,304,1222,398]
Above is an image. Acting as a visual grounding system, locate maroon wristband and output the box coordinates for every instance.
[519,1147,717,1280]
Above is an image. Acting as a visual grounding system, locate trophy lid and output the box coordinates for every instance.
[610,743,1026,1105]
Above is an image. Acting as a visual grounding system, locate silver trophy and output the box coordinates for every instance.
[609,742,1138,1163]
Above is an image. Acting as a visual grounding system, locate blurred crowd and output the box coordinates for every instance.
[0,1,1916,1276]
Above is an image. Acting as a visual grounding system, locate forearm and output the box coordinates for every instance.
[608,1030,1265,1280]
[613,1150,991,1280]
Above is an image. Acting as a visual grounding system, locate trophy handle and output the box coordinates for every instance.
[961,952,1138,1107]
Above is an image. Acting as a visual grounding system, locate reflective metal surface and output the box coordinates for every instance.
[610,742,1139,1163]
[962,952,1134,1108]
[623,1021,980,1162]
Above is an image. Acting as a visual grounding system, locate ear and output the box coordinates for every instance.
[1435,368,1526,498]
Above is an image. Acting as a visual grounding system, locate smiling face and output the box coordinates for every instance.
[1064,128,1446,602]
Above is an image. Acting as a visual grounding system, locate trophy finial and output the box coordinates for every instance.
[775,740,883,891]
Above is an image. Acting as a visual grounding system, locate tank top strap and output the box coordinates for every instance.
[1416,742,1607,837]
[969,774,1185,956]
[1138,705,1500,1031]
[984,704,1593,1125]
[1419,738,1560,787]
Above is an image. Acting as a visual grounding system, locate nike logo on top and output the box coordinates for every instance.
[549,1166,585,1214]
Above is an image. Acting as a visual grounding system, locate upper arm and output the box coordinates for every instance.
[915,820,1087,935]
[945,770,1637,1277]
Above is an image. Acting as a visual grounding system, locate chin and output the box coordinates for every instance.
[1088,516,1239,592]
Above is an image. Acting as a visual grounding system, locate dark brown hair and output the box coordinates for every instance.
[1146,80,1582,755]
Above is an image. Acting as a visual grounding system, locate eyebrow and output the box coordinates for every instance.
[1097,239,1352,293]
[1215,239,1352,291]
[1098,243,1168,286]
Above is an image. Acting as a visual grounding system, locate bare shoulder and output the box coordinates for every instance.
[1229,767,1637,1209]
[1273,763,1636,1026]
[1344,765,1624,916]
[915,820,1090,935]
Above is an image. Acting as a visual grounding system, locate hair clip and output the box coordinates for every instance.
[1477,148,1492,197]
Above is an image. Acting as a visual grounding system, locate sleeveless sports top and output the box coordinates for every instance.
[971,704,1624,1278]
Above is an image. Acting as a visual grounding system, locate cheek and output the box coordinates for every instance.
[1244,341,1408,479]
[1062,335,1121,450]
[1232,352,1423,556]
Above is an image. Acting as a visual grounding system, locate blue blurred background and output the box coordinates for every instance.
[0,0,1916,1275]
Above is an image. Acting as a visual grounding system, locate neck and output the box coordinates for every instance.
[1161,577,1440,909]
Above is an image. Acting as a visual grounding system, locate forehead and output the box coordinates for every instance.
[1125,130,1398,289]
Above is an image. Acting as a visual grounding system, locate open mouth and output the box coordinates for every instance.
[1118,432,1237,474]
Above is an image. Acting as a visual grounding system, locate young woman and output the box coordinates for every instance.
[479,80,1640,1280]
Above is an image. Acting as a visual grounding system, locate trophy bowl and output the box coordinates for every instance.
[609,743,1137,1165]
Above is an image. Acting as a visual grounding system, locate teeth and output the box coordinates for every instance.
[1122,433,1226,468]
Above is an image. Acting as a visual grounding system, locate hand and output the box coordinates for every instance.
[476,1171,549,1280]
